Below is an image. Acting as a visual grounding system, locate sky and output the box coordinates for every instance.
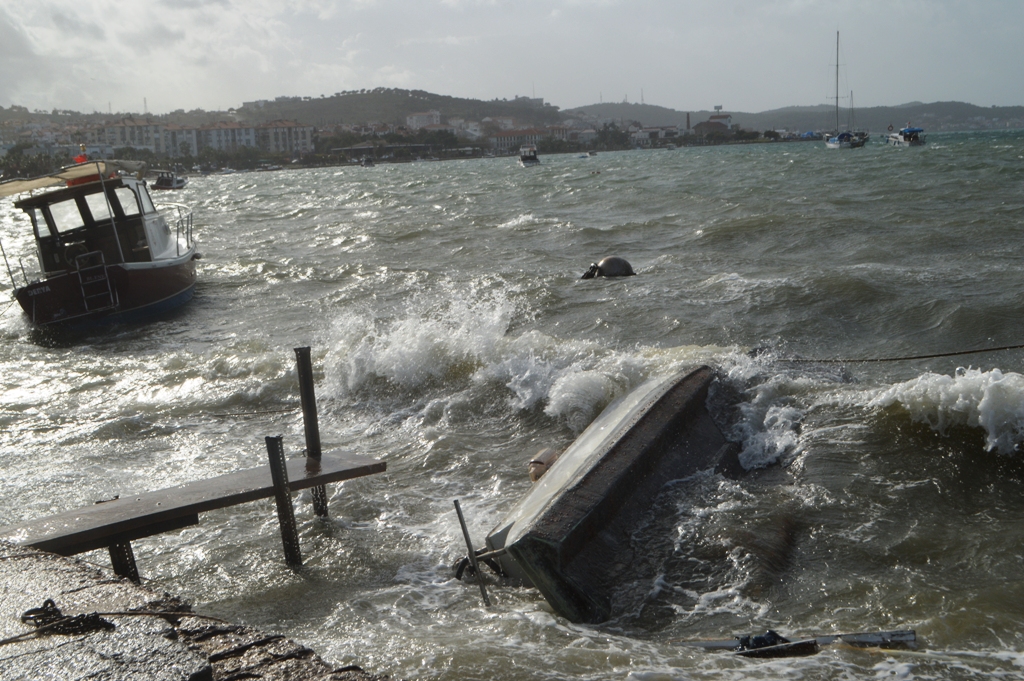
[2,0,1022,116]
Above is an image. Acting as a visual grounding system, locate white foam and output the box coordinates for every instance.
[870,367,1024,454]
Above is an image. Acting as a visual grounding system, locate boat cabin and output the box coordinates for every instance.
[519,145,540,166]
[152,170,187,190]
[15,175,180,275]
[0,160,198,327]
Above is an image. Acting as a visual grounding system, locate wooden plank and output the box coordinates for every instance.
[52,514,201,556]
[0,450,385,556]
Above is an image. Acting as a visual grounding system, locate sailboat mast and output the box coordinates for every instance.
[835,31,840,132]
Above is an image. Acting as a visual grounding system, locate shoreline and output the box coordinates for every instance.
[0,540,392,680]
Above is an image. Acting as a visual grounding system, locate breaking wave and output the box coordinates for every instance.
[870,367,1024,454]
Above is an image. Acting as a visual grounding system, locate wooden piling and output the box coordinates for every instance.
[108,541,140,583]
[265,435,302,567]
[295,346,329,518]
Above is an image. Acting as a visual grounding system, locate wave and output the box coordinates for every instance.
[322,279,809,471]
[870,367,1024,454]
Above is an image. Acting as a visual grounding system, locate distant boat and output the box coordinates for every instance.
[0,160,199,328]
[886,125,926,147]
[519,145,540,167]
[151,170,187,190]
[824,32,866,150]
[360,156,375,167]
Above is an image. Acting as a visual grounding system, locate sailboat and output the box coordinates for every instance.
[825,32,866,149]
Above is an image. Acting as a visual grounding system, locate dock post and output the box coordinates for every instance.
[265,435,303,567]
[108,541,140,583]
[294,346,329,518]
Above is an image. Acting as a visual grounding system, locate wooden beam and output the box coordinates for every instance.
[0,450,384,557]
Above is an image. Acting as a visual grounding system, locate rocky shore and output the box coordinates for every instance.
[0,540,391,680]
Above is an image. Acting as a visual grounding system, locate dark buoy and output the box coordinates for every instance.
[581,256,635,279]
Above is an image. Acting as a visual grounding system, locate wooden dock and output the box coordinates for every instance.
[0,347,386,582]
[0,449,385,580]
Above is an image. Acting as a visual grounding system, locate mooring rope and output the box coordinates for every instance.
[771,342,1024,365]
[208,407,301,418]
[0,599,228,647]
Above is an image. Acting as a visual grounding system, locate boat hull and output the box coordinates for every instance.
[485,366,740,623]
[886,136,926,147]
[14,248,198,328]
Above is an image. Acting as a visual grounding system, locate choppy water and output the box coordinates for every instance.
[3,132,1024,680]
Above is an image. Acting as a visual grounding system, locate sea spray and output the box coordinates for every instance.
[871,367,1024,454]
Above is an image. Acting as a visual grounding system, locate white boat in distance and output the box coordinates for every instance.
[824,32,866,149]
[519,145,540,167]
[886,126,926,147]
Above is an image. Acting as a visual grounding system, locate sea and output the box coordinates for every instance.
[2,131,1024,680]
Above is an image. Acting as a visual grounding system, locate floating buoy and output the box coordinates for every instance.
[581,256,635,279]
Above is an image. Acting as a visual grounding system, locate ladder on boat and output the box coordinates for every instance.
[75,251,117,312]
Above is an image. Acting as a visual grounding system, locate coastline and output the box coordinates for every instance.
[0,540,392,680]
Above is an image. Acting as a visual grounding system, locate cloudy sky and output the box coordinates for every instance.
[2,0,1022,115]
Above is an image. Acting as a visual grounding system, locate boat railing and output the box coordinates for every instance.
[156,202,194,256]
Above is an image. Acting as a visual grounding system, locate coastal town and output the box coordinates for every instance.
[0,97,739,173]
[4,89,1022,175]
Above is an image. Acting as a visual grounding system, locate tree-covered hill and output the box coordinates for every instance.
[236,88,563,127]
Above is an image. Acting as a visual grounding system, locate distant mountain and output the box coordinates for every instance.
[564,101,1024,134]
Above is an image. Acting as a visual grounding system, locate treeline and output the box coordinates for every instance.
[238,87,564,128]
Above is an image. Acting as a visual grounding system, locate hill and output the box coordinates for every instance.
[236,88,563,128]
[564,101,1024,134]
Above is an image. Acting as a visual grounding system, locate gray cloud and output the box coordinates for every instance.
[2,0,1022,114]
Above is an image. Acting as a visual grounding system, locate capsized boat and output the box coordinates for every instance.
[0,160,199,328]
[151,169,188,190]
[519,144,540,167]
[462,365,741,623]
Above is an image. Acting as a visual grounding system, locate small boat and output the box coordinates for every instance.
[360,156,375,167]
[460,366,741,623]
[886,125,926,147]
[825,131,866,149]
[0,160,199,328]
[519,145,540,167]
[824,33,866,150]
[151,170,188,190]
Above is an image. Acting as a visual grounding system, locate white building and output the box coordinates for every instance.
[406,110,441,129]
[86,119,168,154]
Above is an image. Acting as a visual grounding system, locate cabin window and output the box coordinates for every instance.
[48,198,85,234]
[138,185,157,214]
[114,187,141,217]
[83,192,113,222]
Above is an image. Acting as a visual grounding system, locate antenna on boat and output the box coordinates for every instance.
[453,499,491,607]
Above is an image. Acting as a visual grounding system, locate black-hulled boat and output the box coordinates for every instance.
[151,169,188,190]
[519,145,540,167]
[0,161,199,328]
